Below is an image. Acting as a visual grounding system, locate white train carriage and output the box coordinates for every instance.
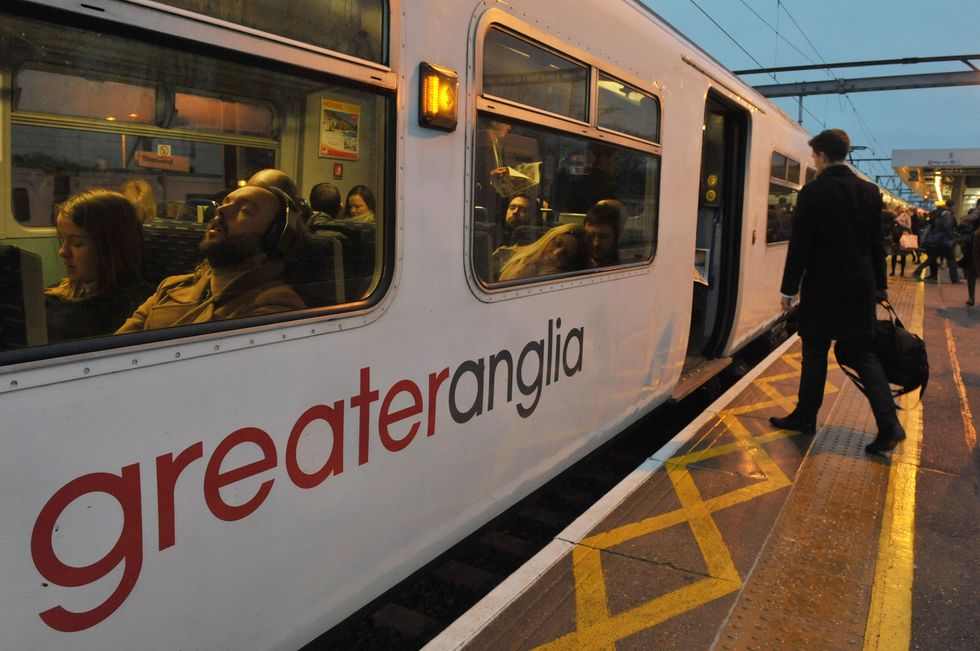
[0,1,819,648]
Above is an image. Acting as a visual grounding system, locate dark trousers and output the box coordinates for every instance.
[890,252,907,275]
[929,246,959,282]
[795,336,900,434]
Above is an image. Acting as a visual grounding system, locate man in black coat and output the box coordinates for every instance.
[771,129,905,454]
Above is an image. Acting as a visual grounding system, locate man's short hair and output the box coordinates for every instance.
[310,182,342,218]
[807,129,850,162]
[584,199,623,241]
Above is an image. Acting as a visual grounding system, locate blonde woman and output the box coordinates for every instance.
[120,178,158,223]
[496,223,586,281]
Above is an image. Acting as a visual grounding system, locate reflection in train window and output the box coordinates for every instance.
[472,114,659,284]
[1,8,389,354]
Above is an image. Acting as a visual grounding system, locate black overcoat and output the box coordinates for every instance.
[780,164,885,340]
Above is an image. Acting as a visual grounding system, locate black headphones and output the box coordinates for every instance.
[260,186,300,258]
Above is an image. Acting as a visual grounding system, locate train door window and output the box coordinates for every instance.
[482,28,588,121]
[150,0,386,63]
[474,24,660,287]
[766,151,801,244]
[1,6,390,356]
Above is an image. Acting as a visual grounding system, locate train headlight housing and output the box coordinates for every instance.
[419,62,458,132]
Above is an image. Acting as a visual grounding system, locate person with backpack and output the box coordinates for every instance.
[771,129,905,455]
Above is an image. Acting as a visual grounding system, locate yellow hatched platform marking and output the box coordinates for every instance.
[534,352,833,649]
[864,281,925,651]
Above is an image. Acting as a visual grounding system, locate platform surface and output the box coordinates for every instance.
[429,273,978,651]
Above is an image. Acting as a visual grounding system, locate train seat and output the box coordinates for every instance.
[473,222,495,281]
[314,219,377,301]
[285,232,346,307]
[141,218,208,285]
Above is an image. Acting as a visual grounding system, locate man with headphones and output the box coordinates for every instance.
[117,183,305,332]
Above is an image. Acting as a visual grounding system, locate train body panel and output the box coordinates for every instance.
[0,1,829,648]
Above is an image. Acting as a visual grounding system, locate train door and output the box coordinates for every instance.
[676,91,748,398]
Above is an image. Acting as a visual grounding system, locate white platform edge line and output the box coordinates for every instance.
[424,334,800,650]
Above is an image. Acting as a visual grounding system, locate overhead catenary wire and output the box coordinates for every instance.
[774,1,894,180]
[687,0,778,82]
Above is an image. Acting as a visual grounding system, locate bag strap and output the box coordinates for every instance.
[879,300,905,330]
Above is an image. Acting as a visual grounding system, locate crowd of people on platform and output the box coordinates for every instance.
[883,197,980,306]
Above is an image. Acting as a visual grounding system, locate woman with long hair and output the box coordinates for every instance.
[119,178,158,223]
[345,185,377,224]
[45,189,153,341]
[496,223,586,281]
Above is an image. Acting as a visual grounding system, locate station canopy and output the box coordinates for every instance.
[892,148,980,216]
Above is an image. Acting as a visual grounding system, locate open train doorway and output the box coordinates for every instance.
[674,91,748,400]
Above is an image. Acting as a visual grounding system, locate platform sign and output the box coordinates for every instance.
[135,150,189,172]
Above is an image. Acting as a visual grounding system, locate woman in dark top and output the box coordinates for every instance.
[45,189,153,342]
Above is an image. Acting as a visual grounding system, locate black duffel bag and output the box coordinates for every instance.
[839,301,929,400]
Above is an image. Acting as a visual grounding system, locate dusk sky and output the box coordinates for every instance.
[642,0,980,189]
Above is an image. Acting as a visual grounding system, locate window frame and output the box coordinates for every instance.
[769,149,800,184]
[0,0,398,367]
[468,9,663,301]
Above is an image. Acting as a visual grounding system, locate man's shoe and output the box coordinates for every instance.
[769,414,816,435]
[864,427,906,455]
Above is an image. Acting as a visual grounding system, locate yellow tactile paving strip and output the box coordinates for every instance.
[719,279,923,651]
[465,281,924,651]
[467,352,846,649]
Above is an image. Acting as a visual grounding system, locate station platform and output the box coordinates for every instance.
[428,273,978,650]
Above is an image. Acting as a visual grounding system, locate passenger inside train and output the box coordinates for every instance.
[495,223,586,281]
[119,179,158,224]
[308,182,344,228]
[45,189,154,342]
[116,184,306,332]
[583,199,623,268]
[344,185,377,225]
[501,194,539,246]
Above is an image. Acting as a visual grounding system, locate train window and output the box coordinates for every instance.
[805,167,817,184]
[770,152,787,180]
[766,184,798,244]
[767,152,801,244]
[787,158,801,185]
[150,0,386,64]
[770,151,800,183]
[482,28,588,121]
[1,8,389,354]
[597,74,660,143]
[472,114,659,284]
